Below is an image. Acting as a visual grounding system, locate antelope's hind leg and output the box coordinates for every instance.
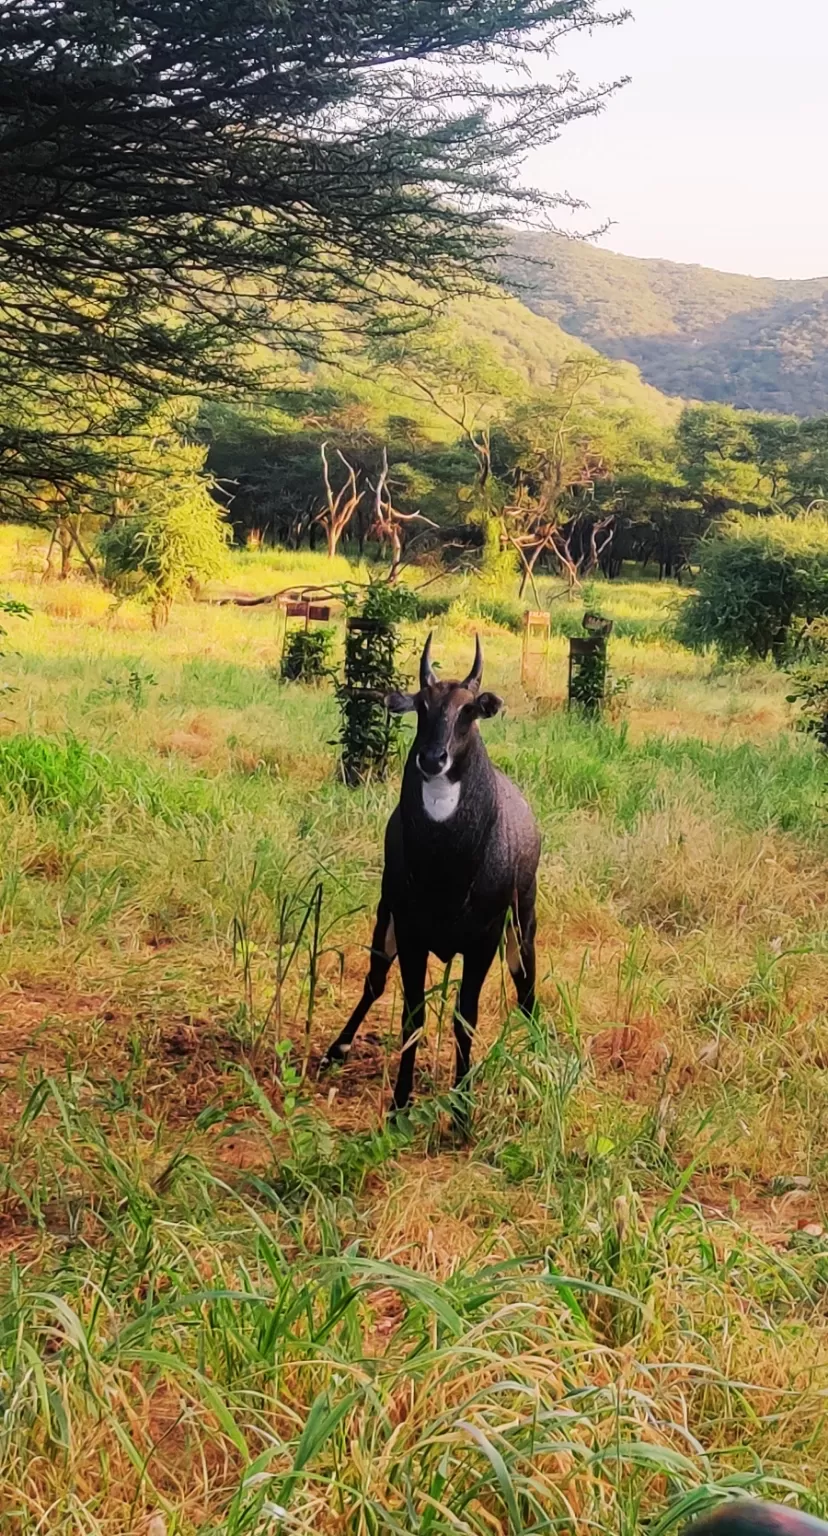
[453,935,502,1093]
[320,898,397,1069]
[506,897,537,1017]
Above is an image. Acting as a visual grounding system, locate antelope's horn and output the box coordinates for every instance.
[420,632,437,690]
[462,634,483,694]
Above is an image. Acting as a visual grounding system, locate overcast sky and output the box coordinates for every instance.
[522,0,828,280]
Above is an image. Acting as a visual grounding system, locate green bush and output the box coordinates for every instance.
[344,580,419,624]
[677,514,828,662]
[96,425,229,625]
[337,582,410,785]
[786,618,828,749]
[279,626,333,683]
[411,589,523,633]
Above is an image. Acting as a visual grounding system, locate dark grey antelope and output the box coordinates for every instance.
[683,1504,828,1536]
[321,634,541,1115]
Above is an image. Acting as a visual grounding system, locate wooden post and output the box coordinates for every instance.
[521,609,551,692]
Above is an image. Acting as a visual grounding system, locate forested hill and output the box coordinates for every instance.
[501,233,828,416]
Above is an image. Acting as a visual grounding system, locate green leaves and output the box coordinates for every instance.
[0,0,626,502]
[677,512,828,661]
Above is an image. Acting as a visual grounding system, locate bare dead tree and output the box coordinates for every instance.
[505,489,615,599]
[550,514,615,594]
[368,447,437,583]
[316,443,364,559]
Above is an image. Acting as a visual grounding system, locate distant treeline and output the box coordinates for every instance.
[203,335,828,587]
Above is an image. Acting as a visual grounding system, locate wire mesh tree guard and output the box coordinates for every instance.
[337,617,402,785]
[568,613,614,715]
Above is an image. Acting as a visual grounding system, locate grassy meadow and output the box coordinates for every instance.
[1,524,828,1534]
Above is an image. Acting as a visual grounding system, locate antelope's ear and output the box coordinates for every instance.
[385,690,417,714]
[473,691,503,719]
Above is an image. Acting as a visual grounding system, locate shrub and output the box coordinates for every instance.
[787,618,828,749]
[409,592,452,622]
[344,580,418,624]
[677,514,828,662]
[479,514,517,588]
[337,581,410,785]
[0,596,30,693]
[97,425,230,625]
[279,627,333,684]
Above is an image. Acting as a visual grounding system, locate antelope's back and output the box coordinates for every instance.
[685,1504,828,1536]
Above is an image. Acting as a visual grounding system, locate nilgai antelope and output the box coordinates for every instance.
[684,1506,828,1536]
[321,634,541,1115]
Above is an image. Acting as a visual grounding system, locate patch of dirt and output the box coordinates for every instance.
[0,983,119,1072]
[0,1201,42,1260]
[684,1172,826,1248]
[1,975,824,1270]
[306,1030,392,1098]
[588,1019,671,1090]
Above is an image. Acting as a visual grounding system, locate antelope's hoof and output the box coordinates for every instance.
[318,1041,350,1073]
[387,1098,413,1127]
[449,1109,472,1144]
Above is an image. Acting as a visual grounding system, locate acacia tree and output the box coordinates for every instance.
[368,447,436,581]
[370,320,524,493]
[674,405,777,518]
[0,0,627,509]
[500,357,617,594]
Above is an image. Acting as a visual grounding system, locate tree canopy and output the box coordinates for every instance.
[0,0,626,503]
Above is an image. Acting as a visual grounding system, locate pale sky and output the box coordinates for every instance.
[522,0,828,280]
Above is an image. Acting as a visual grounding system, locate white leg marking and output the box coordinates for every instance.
[422,778,461,822]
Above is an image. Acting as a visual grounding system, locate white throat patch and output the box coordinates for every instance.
[422,776,461,823]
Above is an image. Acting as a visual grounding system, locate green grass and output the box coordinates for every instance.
[1,528,828,1532]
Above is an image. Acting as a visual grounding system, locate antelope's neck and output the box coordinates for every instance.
[402,733,497,839]
[421,776,461,823]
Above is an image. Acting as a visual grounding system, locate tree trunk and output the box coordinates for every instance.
[57,517,73,579]
[517,541,544,599]
[69,516,98,579]
[326,526,338,559]
[388,528,402,584]
[42,526,58,582]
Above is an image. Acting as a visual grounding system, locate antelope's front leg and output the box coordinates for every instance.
[452,933,500,1127]
[320,898,396,1069]
[391,940,428,1112]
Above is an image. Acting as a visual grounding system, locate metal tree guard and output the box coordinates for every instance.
[568,613,614,714]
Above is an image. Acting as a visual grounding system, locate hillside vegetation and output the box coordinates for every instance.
[503,233,828,416]
[441,293,678,423]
